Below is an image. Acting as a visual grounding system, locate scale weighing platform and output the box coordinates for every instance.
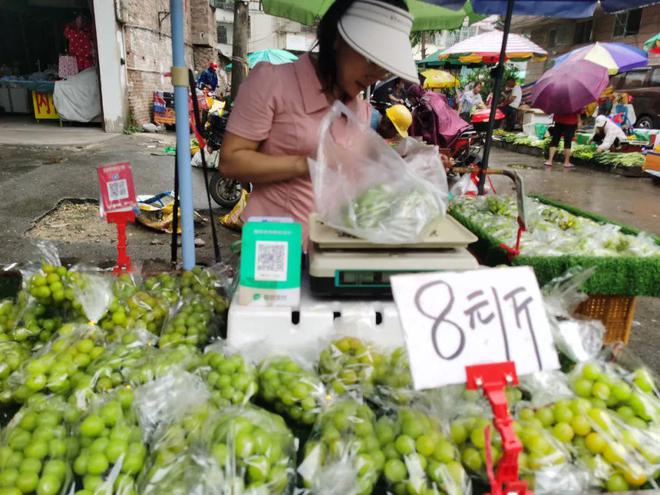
[308,213,479,297]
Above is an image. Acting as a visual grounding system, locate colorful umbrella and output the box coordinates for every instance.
[421,69,459,89]
[438,30,547,64]
[531,60,609,114]
[553,42,648,75]
[226,49,298,71]
[260,0,483,32]
[644,34,660,54]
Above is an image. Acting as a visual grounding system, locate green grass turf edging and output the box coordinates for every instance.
[449,196,660,296]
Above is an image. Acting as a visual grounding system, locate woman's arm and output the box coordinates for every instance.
[220,132,308,184]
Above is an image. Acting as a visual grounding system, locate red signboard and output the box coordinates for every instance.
[97,162,137,215]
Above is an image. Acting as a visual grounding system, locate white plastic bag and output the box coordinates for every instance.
[309,101,448,244]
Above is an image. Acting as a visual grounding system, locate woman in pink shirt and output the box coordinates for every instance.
[221,0,418,250]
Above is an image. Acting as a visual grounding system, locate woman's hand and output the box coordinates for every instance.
[220,132,309,184]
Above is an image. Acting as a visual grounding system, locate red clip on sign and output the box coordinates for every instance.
[97,162,137,215]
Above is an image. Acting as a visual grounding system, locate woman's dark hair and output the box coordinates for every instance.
[316,0,409,92]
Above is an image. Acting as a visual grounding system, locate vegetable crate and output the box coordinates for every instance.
[574,294,637,345]
[450,195,660,345]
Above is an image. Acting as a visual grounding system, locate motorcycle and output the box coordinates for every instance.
[204,106,252,209]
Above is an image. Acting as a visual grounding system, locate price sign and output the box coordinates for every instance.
[97,162,137,215]
[391,267,559,390]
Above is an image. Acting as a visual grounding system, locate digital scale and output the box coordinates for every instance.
[308,213,479,297]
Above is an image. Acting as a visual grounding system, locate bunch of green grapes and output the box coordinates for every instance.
[101,290,169,340]
[379,407,469,495]
[70,388,145,495]
[301,399,383,495]
[374,347,414,405]
[0,396,77,495]
[125,345,202,388]
[9,324,105,403]
[24,263,79,314]
[0,341,30,404]
[159,298,215,348]
[180,268,228,314]
[205,405,295,494]
[258,356,326,426]
[144,273,179,306]
[200,347,257,407]
[318,337,387,396]
[0,300,17,338]
[571,362,660,427]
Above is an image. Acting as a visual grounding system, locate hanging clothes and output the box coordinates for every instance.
[64,21,95,71]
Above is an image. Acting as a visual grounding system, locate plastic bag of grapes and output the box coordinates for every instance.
[124,344,203,388]
[8,323,106,404]
[159,295,218,349]
[140,448,224,495]
[133,371,210,445]
[518,370,574,408]
[0,341,29,405]
[202,405,296,494]
[69,268,114,327]
[179,266,230,314]
[101,288,171,341]
[258,355,328,427]
[71,329,157,411]
[0,394,76,495]
[0,299,18,337]
[200,341,258,408]
[70,387,146,495]
[378,405,471,495]
[298,398,383,495]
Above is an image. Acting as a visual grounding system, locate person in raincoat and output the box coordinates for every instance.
[592,114,627,152]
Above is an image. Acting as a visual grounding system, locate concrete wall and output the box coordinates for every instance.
[93,0,128,132]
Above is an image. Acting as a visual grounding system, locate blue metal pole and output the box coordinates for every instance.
[170,0,195,269]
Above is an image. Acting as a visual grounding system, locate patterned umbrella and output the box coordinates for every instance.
[439,30,547,64]
[644,34,660,54]
[554,42,648,75]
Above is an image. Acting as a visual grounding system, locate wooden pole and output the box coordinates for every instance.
[231,0,249,100]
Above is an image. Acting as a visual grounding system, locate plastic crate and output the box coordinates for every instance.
[574,295,637,345]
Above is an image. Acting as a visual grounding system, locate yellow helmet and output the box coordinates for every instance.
[385,104,412,138]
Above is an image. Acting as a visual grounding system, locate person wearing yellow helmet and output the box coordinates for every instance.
[376,104,412,141]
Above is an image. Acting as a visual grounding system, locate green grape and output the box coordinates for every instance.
[0,341,30,404]
[258,356,325,426]
[201,347,258,407]
[125,345,202,388]
[159,297,215,348]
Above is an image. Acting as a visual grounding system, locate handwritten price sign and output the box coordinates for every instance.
[391,267,559,390]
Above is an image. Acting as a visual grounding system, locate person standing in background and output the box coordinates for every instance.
[500,77,522,131]
[545,112,581,168]
[459,81,484,122]
[198,62,219,92]
[63,14,95,71]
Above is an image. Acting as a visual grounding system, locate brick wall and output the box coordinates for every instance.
[122,0,215,125]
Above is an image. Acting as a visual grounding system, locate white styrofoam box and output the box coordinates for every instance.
[522,111,552,126]
[522,122,537,138]
[227,281,405,361]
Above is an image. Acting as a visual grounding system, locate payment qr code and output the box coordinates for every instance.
[107,179,129,201]
[254,241,288,282]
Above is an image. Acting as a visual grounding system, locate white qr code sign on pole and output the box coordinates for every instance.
[391,267,559,390]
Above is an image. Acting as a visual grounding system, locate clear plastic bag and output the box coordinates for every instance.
[519,371,574,408]
[379,405,471,495]
[0,395,75,495]
[69,388,146,495]
[100,288,170,341]
[257,355,328,427]
[8,323,106,404]
[125,345,203,388]
[159,296,218,349]
[309,101,448,244]
[298,398,382,495]
[140,448,225,495]
[202,405,296,495]
[133,371,210,445]
[200,341,258,408]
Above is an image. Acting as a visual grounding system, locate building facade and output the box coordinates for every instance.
[511,4,660,84]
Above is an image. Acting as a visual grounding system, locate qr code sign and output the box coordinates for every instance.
[254,241,288,282]
[107,179,129,201]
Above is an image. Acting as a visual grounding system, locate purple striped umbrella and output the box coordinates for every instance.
[531,60,609,115]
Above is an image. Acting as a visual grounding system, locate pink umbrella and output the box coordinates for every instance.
[531,60,609,114]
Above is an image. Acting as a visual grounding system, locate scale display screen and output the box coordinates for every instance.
[336,270,419,288]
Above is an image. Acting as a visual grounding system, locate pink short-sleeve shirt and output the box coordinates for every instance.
[226,53,370,250]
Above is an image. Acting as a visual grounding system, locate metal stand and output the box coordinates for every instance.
[465,361,532,495]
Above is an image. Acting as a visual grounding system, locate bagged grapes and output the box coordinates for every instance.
[298,398,383,495]
[200,341,258,408]
[0,341,29,404]
[125,345,203,388]
[159,296,217,349]
[0,395,76,495]
[69,388,146,495]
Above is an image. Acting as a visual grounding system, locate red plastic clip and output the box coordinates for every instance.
[106,210,135,274]
[465,362,532,495]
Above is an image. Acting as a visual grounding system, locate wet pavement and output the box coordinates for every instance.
[488,148,659,374]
